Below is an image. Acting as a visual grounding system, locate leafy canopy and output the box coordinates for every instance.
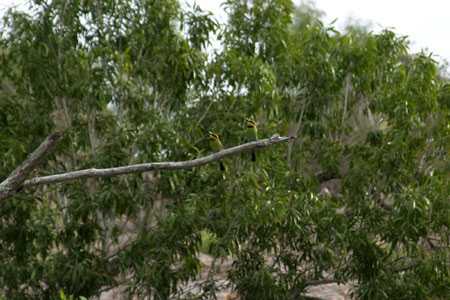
[0,0,449,299]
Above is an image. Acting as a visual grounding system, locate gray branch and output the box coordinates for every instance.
[306,279,340,286]
[0,132,63,201]
[21,135,293,188]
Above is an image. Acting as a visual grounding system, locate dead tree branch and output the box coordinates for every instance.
[1,135,293,199]
[0,132,63,201]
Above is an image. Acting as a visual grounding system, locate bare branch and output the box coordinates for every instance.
[306,279,341,286]
[22,135,294,189]
[0,132,63,201]
[300,296,327,300]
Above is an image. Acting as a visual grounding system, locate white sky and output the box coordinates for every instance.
[193,0,450,66]
[1,0,449,64]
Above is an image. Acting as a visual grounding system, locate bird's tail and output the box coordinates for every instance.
[219,161,226,171]
[251,151,256,162]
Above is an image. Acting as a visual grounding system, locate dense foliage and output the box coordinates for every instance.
[1,0,449,299]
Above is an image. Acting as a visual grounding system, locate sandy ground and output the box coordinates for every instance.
[100,253,352,299]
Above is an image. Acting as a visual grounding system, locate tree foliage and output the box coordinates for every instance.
[0,0,449,299]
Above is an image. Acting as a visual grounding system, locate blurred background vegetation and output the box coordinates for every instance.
[0,0,449,299]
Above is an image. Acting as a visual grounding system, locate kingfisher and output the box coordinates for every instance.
[208,131,226,171]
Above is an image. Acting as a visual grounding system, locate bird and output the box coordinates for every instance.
[208,131,226,171]
[245,118,258,162]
